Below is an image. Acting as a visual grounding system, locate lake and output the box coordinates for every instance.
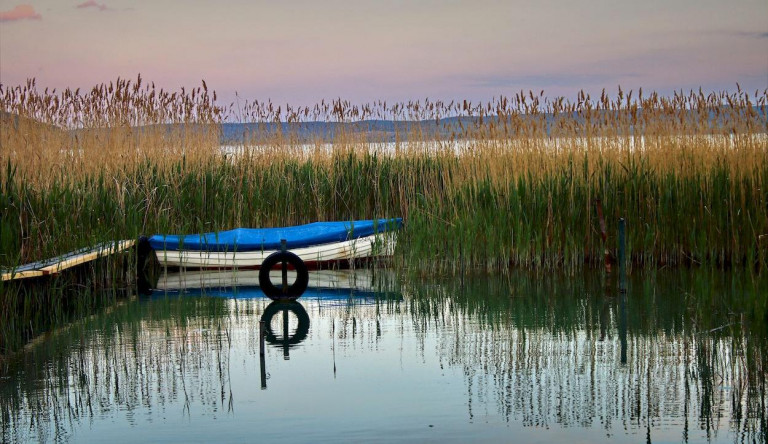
[1,269,765,443]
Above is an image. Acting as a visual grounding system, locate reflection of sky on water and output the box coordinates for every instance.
[1,270,765,443]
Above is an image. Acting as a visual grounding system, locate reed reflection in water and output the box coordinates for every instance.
[1,269,765,443]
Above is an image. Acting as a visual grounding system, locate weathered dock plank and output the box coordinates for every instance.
[1,240,136,282]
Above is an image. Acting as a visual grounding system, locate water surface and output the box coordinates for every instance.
[1,269,766,443]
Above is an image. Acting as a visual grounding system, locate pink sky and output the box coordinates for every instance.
[1,0,766,107]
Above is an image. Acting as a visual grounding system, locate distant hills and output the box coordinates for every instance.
[220,117,483,143]
[0,111,63,133]
[3,108,765,145]
[219,108,767,143]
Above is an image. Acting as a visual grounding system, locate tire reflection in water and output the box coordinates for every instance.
[258,301,311,389]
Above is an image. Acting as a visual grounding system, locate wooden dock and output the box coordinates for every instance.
[1,240,136,282]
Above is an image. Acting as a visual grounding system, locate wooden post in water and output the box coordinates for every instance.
[281,239,288,292]
[618,218,628,364]
[619,290,628,365]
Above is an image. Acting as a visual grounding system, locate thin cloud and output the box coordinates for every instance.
[707,29,768,40]
[76,1,110,11]
[0,4,42,22]
[468,73,632,89]
[732,30,768,39]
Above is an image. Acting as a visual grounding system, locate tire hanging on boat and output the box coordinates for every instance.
[259,251,309,300]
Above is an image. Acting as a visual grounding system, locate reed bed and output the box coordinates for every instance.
[1,78,767,275]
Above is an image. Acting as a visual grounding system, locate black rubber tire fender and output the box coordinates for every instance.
[258,251,309,300]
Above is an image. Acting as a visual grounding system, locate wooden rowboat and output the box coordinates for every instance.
[147,218,402,269]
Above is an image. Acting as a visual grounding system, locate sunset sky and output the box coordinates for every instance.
[1,0,766,107]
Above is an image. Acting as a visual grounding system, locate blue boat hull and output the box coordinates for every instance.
[148,218,402,252]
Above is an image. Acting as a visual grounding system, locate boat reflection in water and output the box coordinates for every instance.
[154,267,397,304]
[154,267,401,390]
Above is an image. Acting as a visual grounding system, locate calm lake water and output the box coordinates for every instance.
[1,269,766,443]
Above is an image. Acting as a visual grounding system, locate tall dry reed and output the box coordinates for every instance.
[1,77,766,274]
